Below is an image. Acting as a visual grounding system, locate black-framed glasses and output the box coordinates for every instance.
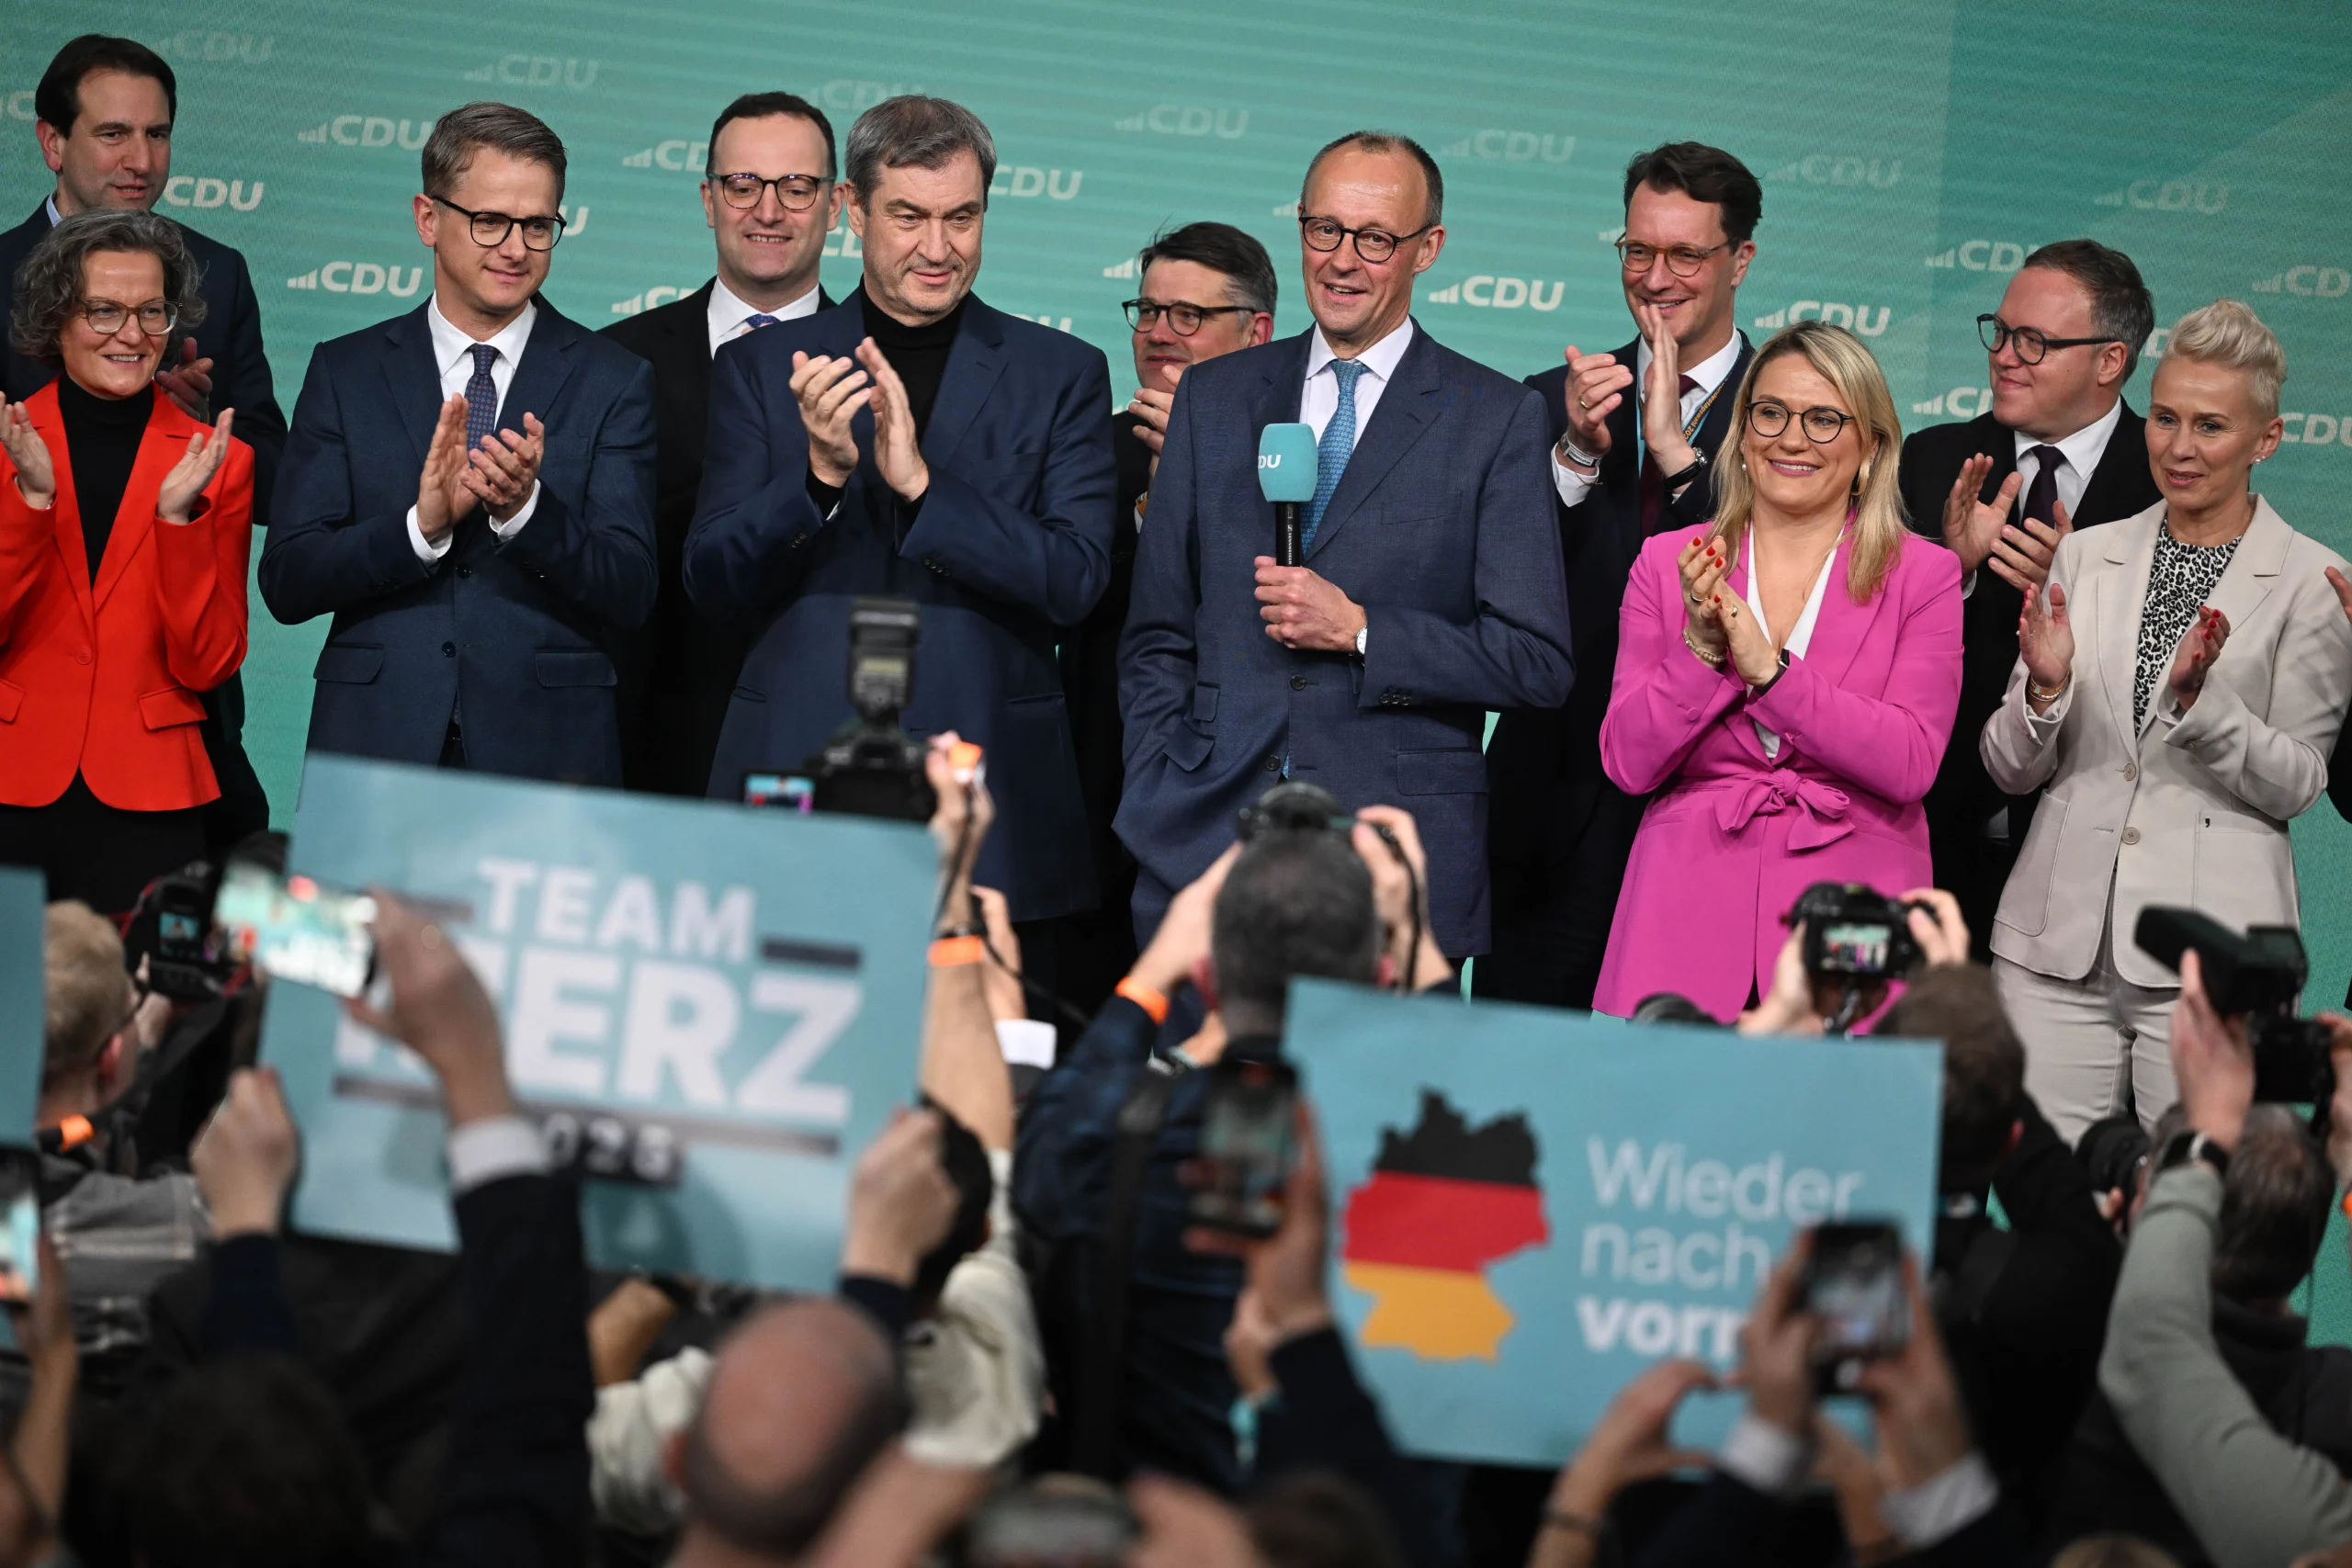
[709,171,828,211]
[1748,400,1857,443]
[1977,313,2122,365]
[1615,237,1728,278]
[79,298,176,337]
[1123,298,1255,335]
[433,197,566,252]
[1299,215,1432,265]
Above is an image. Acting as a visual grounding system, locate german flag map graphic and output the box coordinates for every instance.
[1339,1090,1547,1360]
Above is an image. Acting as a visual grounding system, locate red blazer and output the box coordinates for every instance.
[0,381,253,811]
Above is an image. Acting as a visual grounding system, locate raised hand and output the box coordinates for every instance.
[190,1066,300,1237]
[156,409,236,524]
[415,395,476,543]
[1986,494,2072,592]
[1716,581,1779,687]
[1939,454,2021,576]
[1129,365,1182,484]
[857,338,930,502]
[2326,565,2352,625]
[2166,604,2230,712]
[790,349,870,487]
[0,400,54,509]
[463,412,545,523]
[1678,534,1730,661]
[1560,344,1633,463]
[2018,580,2075,702]
[153,337,215,423]
[1632,300,1697,478]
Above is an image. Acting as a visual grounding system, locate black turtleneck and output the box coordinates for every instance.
[58,377,151,582]
[804,288,968,520]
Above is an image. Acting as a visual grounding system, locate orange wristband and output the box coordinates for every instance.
[929,935,986,968]
[1115,976,1170,1024]
[52,1114,93,1151]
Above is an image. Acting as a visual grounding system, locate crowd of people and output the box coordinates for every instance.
[4,24,2352,1568]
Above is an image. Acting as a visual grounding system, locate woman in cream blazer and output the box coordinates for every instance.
[1982,300,2352,1141]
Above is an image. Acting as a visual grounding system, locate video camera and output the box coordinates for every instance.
[121,859,237,1002]
[743,597,936,822]
[1784,882,1937,1033]
[2134,907,2336,1126]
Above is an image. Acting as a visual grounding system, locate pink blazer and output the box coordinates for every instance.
[1592,526,1963,1019]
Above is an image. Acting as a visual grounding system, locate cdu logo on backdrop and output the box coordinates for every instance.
[1766,153,1903,189]
[1438,130,1575,165]
[2094,179,2228,214]
[163,175,264,212]
[296,115,442,151]
[2253,267,2351,299]
[461,55,600,89]
[1114,105,1250,139]
[1752,301,1893,335]
[1422,276,1568,311]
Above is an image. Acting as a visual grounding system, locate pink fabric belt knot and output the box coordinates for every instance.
[1714,769,1854,851]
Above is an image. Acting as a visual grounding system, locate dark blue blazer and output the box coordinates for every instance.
[684,291,1116,920]
[1117,324,1574,956]
[259,299,658,785]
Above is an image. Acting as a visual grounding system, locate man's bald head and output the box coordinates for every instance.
[677,1297,906,1559]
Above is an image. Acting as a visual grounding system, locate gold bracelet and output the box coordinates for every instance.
[2027,674,2069,704]
[1683,627,1725,668]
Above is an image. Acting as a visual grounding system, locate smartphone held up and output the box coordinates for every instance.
[212,857,379,998]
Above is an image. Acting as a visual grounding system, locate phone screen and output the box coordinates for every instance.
[1803,1221,1907,1391]
[213,860,379,998]
[0,1154,40,1308]
[1187,1057,1298,1238]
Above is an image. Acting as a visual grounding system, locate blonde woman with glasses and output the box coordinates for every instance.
[1983,299,2352,1141]
[1596,321,1963,1020]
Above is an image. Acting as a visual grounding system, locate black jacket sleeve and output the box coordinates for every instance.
[209,245,288,530]
[413,1173,593,1568]
[1256,1327,1451,1568]
[198,1233,300,1359]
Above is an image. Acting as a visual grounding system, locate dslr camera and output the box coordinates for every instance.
[743,597,935,822]
[2134,907,2335,1122]
[1235,780,1352,840]
[1790,882,1935,981]
[121,859,238,1002]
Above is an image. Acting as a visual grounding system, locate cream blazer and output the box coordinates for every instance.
[1981,497,2352,986]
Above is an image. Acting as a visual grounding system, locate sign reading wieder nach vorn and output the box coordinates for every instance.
[265,756,933,1291]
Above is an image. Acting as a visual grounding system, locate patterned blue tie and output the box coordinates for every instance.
[1305,358,1367,549]
[462,343,499,455]
[743,312,780,333]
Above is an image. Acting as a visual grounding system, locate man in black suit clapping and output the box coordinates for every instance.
[604,93,841,796]
[1895,241,2159,955]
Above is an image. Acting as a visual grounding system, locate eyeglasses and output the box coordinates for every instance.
[1748,400,1858,443]
[433,197,566,252]
[710,172,828,211]
[79,298,177,337]
[1299,215,1432,265]
[1123,299,1255,335]
[1977,313,2123,365]
[1616,237,1728,277]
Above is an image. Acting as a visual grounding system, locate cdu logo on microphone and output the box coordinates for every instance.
[1257,423,1318,502]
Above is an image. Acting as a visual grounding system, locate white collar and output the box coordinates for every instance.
[2014,396,2123,477]
[1634,330,1745,397]
[1306,317,1416,384]
[43,194,62,228]
[708,274,820,341]
[425,292,537,377]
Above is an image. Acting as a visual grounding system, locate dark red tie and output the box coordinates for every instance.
[1640,374,1704,532]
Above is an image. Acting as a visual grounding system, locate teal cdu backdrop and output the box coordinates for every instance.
[3,0,2350,1000]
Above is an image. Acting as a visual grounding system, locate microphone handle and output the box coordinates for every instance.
[1276,501,1303,569]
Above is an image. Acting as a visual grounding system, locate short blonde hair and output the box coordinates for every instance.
[1707,321,1908,603]
[2163,299,2287,419]
[43,901,133,1090]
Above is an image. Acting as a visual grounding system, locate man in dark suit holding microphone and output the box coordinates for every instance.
[1120,131,1572,959]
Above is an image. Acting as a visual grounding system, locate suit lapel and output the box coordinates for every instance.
[381,305,443,464]
[1306,323,1441,561]
[921,297,1008,468]
[1788,527,1882,693]
[26,386,94,629]
[2074,401,2148,526]
[1973,413,2018,503]
[93,390,190,613]
[498,298,581,431]
[2095,511,2160,752]
[2202,495,2289,664]
[1691,333,1753,459]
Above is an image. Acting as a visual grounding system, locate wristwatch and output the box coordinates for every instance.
[1663,451,1710,493]
[1353,625,1368,659]
[2157,1129,2231,1178]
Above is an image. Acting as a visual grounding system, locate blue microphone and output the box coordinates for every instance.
[1258,423,1318,567]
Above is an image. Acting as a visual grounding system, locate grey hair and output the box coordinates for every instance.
[844,95,995,204]
[9,208,205,363]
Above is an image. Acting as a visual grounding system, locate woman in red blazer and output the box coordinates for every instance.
[0,209,249,912]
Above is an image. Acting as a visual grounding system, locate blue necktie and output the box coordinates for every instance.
[462,343,499,455]
[743,312,780,333]
[1305,359,1367,549]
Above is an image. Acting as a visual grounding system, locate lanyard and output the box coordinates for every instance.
[1634,357,1729,470]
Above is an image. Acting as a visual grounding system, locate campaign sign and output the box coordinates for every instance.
[266,756,934,1290]
[1286,979,1942,1468]
[0,867,42,1143]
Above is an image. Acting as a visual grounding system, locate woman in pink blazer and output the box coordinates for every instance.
[1594,321,1963,1019]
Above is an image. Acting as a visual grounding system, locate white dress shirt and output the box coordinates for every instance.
[1957,396,2124,603]
[1551,332,1745,506]
[704,275,821,358]
[406,295,540,562]
[1743,525,1844,759]
[1300,318,1415,448]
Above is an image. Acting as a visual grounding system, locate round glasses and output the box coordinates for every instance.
[1298,215,1431,265]
[1123,299,1255,335]
[1976,313,2124,365]
[1615,238,1728,278]
[1748,400,1857,443]
[79,299,177,337]
[711,172,827,211]
[433,197,565,252]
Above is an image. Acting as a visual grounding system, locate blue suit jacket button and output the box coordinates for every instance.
[441,641,456,657]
